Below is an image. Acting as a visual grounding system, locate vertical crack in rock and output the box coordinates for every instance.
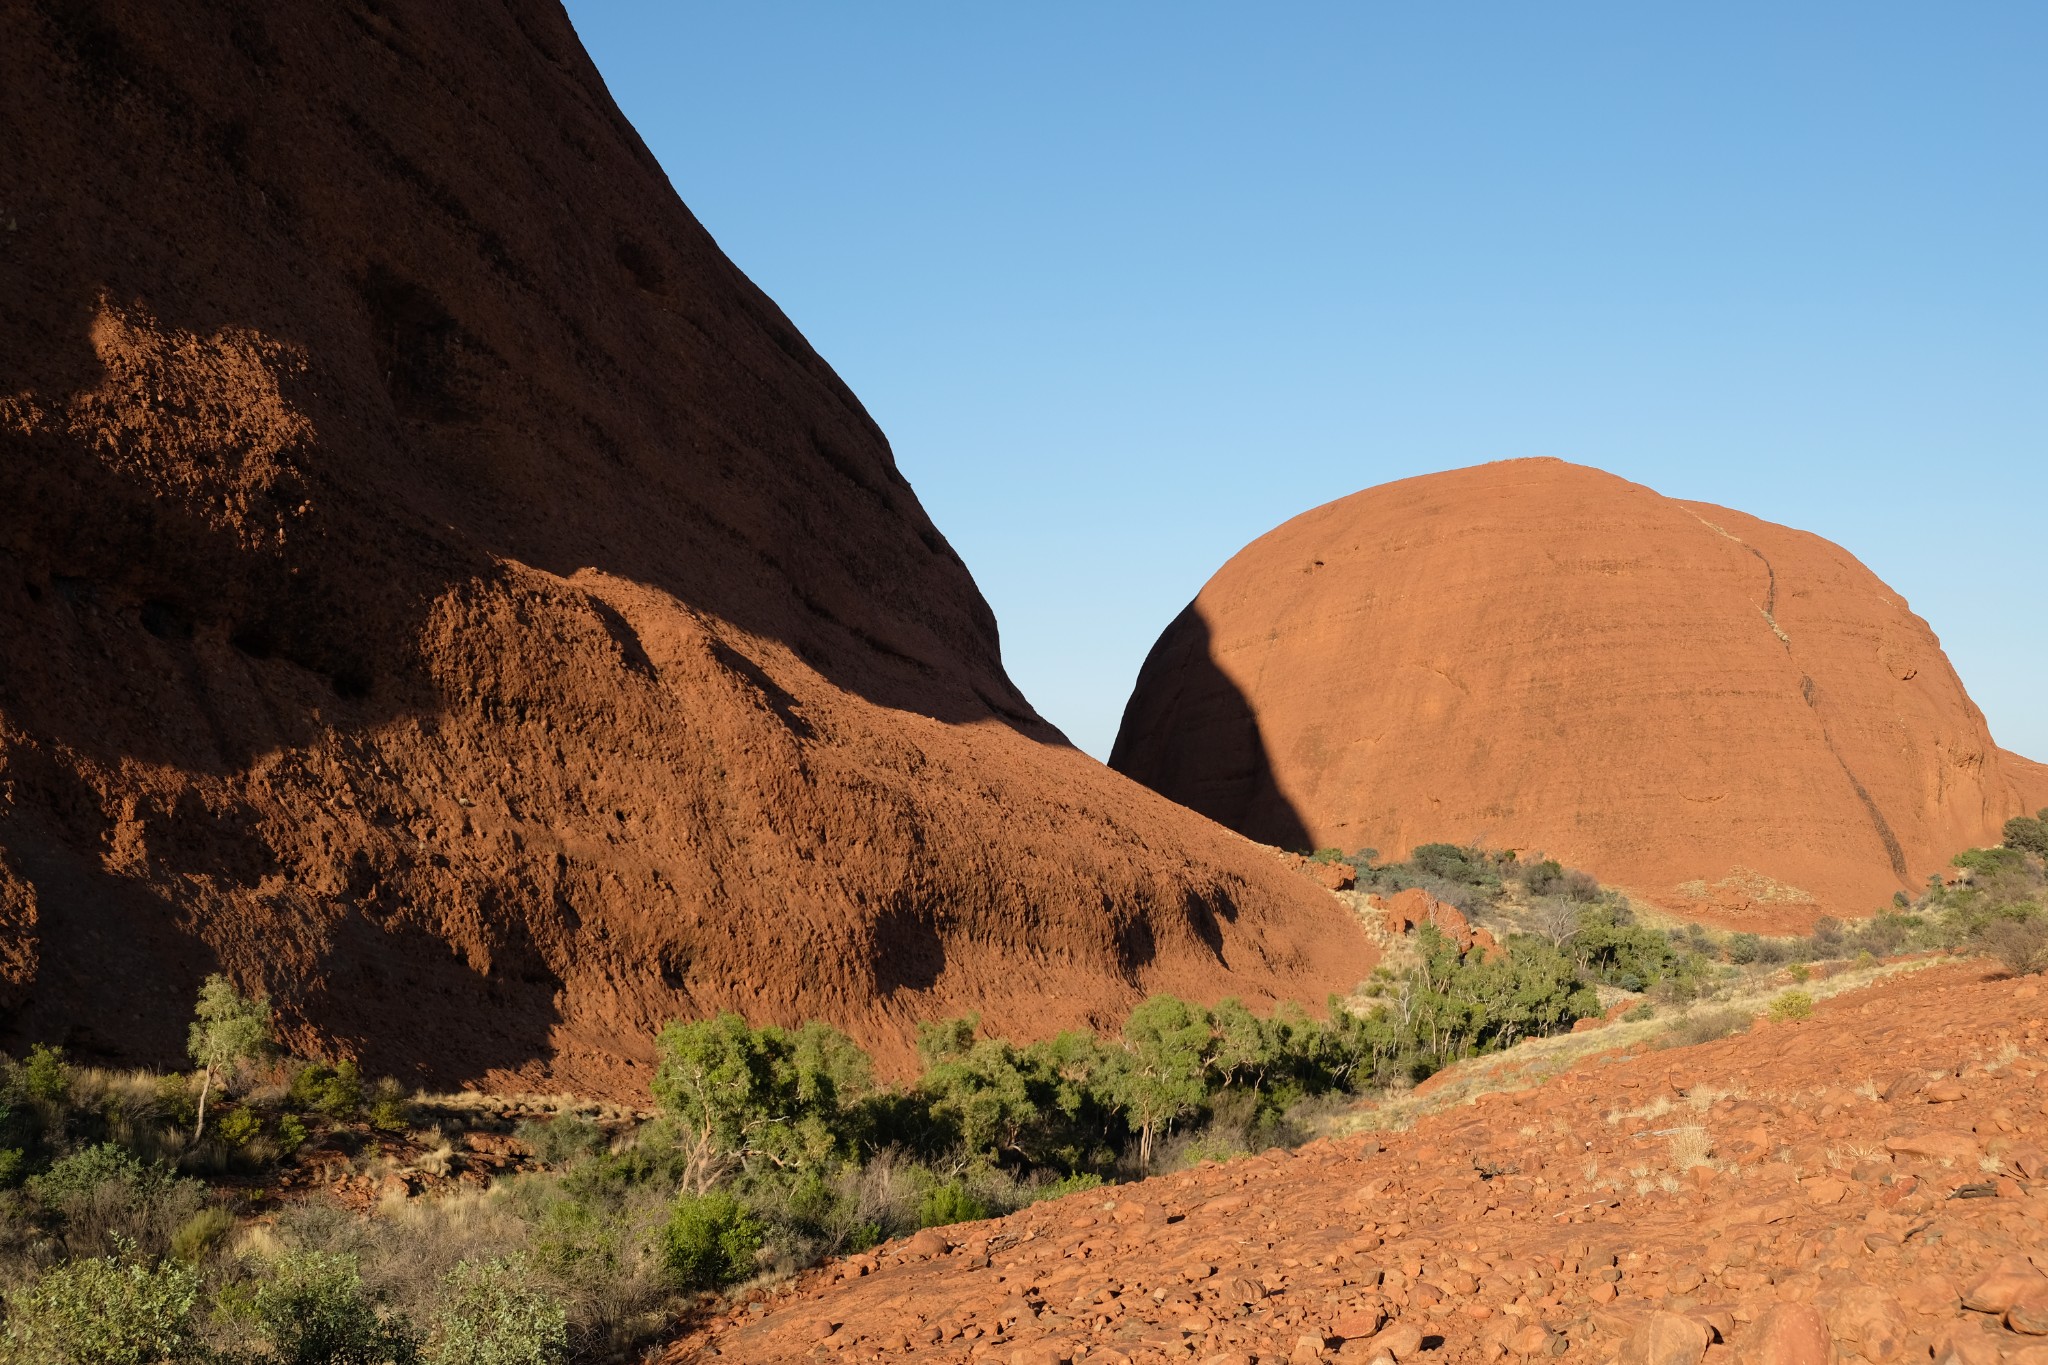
[1694,513,1909,881]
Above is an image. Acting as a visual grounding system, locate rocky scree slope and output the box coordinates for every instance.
[1111,460,2048,930]
[0,0,1371,1092]
[673,960,2048,1365]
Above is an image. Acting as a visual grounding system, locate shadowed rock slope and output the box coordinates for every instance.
[0,0,1371,1093]
[1112,460,2048,930]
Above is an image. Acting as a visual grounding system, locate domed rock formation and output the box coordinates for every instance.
[1112,459,2048,929]
[0,1,1370,1092]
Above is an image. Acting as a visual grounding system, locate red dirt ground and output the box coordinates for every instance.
[671,960,2048,1365]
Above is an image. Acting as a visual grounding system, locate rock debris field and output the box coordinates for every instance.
[670,961,2048,1364]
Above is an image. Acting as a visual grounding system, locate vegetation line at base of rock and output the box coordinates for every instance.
[0,835,2040,1362]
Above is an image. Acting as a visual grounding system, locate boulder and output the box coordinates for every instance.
[1110,460,2048,926]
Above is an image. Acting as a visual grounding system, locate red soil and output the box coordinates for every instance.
[673,960,2048,1365]
[0,2,1371,1093]
[1111,460,2048,931]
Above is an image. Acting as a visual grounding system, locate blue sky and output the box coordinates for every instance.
[565,3,2046,762]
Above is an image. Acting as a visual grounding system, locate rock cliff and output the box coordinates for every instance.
[1112,459,2047,928]
[0,0,1371,1091]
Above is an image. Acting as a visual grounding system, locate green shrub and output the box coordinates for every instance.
[21,1043,70,1103]
[276,1113,309,1156]
[515,1114,608,1167]
[1767,990,1814,1022]
[289,1060,364,1118]
[168,1207,233,1264]
[1952,846,2029,877]
[0,1246,201,1364]
[2005,812,2048,858]
[251,1249,421,1365]
[1408,843,1493,886]
[917,1179,988,1228]
[152,1075,197,1131]
[31,1143,151,1205]
[1725,933,1761,965]
[0,1149,22,1186]
[426,1257,568,1365]
[216,1105,262,1147]
[660,1190,764,1290]
[1622,1002,1655,1022]
[366,1077,413,1134]
[1786,962,1811,984]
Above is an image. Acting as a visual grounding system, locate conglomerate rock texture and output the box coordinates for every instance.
[673,961,2048,1365]
[0,0,1371,1092]
[1111,460,2048,930]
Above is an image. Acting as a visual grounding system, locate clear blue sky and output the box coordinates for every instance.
[565,3,2046,763]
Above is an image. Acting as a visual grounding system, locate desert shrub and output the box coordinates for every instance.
[1408,843,1495,887]
[515,1114,608,1168]
[251,1249,422,1365]
[216,1105,262,1147]
[1659,1008,1751,1048]
[1787,962,1811,983]
[2005,812,2048,858]
[659,1190,764,1290]
[0,1244,201,1365]
[168,1207,232,1264]
[425,1257,567,1365]
[1767,990,1814,1022]
[290,1059,364,1118]
[917,1179,988,1228]
[1524,860,1601,903]
[151,1075,197,1133]
[29,1144,204,1259]
[276,1113,309,1156]
[1975,914,2048,976]
[367,1077,414,1134]
[1724,933,1761,965]
[1953,845,2031,878]
[14,1042,71,1105]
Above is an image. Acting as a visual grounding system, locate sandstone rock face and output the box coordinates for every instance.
[0,2,1370,1090]
[1112,459,2048,928]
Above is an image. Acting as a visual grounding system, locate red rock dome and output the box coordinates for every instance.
[0,1,1371,1091]
[1111,459,2048,929]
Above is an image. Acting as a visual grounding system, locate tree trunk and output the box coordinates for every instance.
[1139,1118,1154,1170]
[194,1064,214,1143]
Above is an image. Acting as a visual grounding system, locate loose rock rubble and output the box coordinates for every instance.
[668,963,2048,1364]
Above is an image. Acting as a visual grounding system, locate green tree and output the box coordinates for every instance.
[187,974,271,1143]
[916,1028,1041,1162]
[650,1013,870,1191]
[1114,995,1212,1169]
